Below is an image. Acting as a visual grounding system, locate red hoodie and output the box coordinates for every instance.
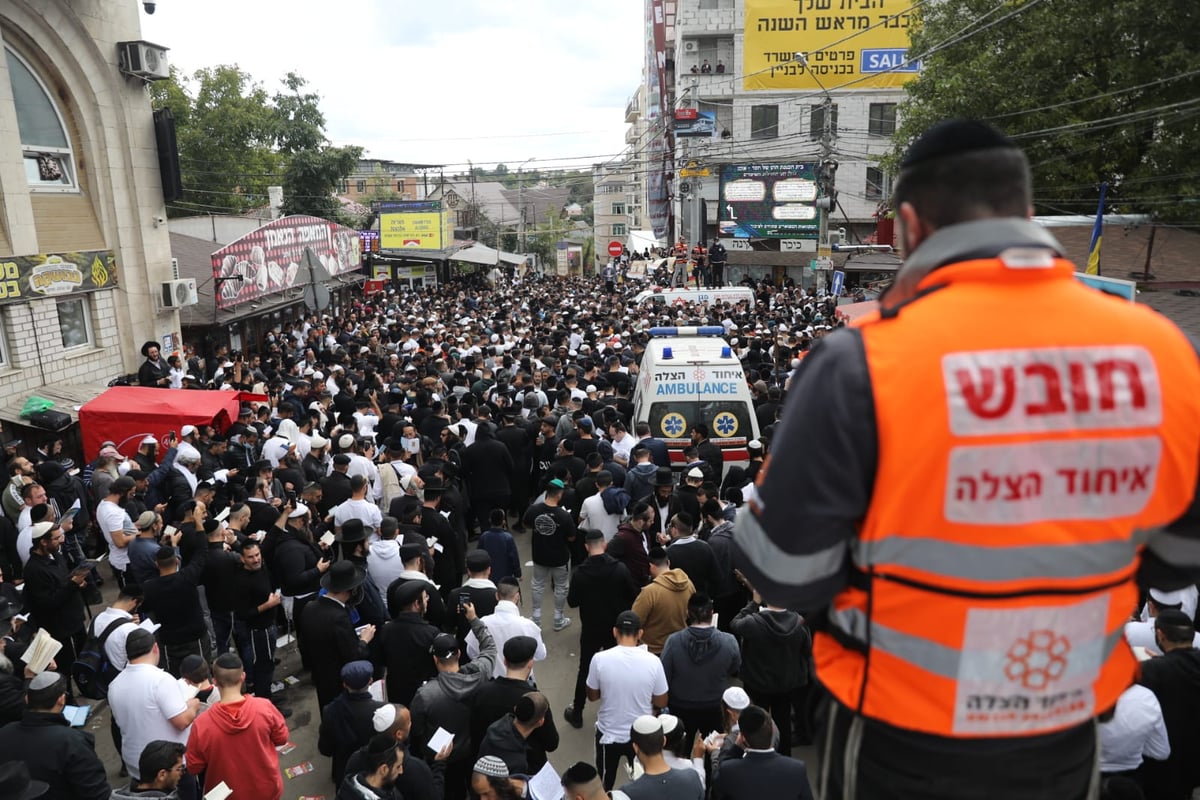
[186,695,289,800]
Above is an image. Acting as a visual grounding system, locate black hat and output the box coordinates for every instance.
[653,466,676,487]
[0,597,17,622]
[502,635,538,665]
[341,519,367,545]
[429,633,459,659]
[391,579,428,607]
[615,610,641,634]
[385,437,405,455]
[465,550,491,572]
[900,118,1019,169]
[140,340,160,357]
[422,475,445,496]
[332,453,352,466]
[321,560,367,593]
[0,762,49,800]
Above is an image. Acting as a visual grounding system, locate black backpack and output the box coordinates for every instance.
[72,616,130,700]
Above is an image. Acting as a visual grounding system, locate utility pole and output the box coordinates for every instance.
[518,157,534,255]
[797,52,838,292]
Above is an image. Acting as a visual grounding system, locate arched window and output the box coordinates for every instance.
[5,45,75,191]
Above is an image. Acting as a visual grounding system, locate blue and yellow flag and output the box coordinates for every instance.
[1086,181,1109,276]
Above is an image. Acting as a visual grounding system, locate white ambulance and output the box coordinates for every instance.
[633,286,756,308]
[632,326,760,474]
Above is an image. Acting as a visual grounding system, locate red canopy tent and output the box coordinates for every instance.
[78,387,262,461]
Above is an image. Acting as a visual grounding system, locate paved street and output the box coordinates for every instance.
[84,527,817,797]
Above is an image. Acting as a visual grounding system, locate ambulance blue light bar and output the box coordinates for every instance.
[648,326,726,337]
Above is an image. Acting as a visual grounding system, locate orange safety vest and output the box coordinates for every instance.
[817,254,1200,738]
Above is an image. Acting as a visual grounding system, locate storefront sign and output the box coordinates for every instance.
[0,249,117,307]
[211,215,360,310]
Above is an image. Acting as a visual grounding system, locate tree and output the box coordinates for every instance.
[150,66,281,216]
[889,0,1200,223]
[271,73,362,221]
[150,67,361,223]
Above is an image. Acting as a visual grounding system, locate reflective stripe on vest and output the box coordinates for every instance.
[854,536,1137,584]
[829,605,1126,684]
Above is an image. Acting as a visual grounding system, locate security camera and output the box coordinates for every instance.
[143,1,156,13]
[153,215,165,227]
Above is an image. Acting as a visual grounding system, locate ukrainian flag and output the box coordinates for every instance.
[1086,181,1108,276]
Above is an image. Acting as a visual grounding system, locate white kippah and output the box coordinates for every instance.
[372,704,398,732]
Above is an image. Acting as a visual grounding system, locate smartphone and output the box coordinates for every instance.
[169,430,176,439]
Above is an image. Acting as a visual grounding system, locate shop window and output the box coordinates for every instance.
[57,296,93,349]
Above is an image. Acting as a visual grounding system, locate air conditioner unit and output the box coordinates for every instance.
[118,41,170,81]
[161,278,198,308]
[683,41,698,53]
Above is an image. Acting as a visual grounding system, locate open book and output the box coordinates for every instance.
[22,628,63,675]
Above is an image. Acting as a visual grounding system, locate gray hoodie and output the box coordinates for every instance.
[660,625,741,708]
[367,539,406,599]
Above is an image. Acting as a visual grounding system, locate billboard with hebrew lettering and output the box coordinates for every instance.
[744,0,920,91]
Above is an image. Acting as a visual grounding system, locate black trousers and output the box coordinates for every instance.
[594,730,635,792]
[747,684,807,753]
[573,633,614,712]
[235,623,278,702]
[816,698,1099,800]
[671,704,723,755]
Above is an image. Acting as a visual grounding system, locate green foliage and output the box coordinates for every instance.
[890,0,1200,223]
[150,66,360,221]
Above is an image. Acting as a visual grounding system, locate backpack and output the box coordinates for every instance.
[72,616,131,700]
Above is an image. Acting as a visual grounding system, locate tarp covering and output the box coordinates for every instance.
[627,230,661,254]
[78,387,263,461]
[450,243,526,266]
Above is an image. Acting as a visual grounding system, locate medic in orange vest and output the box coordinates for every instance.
[733,120,1200,800]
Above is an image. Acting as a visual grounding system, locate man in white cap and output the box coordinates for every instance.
[622,715,703,798]
[1125,586,1200,655]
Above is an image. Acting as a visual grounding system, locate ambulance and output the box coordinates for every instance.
[633,286,756,308]
[632,326,759,474]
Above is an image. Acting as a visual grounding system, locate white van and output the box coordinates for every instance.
[632,326,760,475]
[633,286,755,308]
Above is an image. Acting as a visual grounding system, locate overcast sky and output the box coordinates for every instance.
[142,1,643,173]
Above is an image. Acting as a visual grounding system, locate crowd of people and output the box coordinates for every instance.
[4,110,1200,798]
[0,270,836,799]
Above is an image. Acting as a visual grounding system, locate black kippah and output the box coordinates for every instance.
[563,761,599,783]
[900,118,1018,169]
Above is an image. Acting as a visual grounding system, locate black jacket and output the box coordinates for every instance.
[298,595,371,711]
[320,689,384,786]
[344,742,443,800]
[478,714,536,774]
[380,611,440,706]
[0,671,23,726]
[410,618,497,764]
[471,676,560,773]
[141,546,209,645]
[319,472,353,518]
[461,432,514,500]
[0,710,111,800]
[730,602,812,692]
[23,550,87,637]
[568,553,638,641]
[1139,647,1200,798]
[666,537,722,597]
[272,528,325,598]
[714,750,814,800]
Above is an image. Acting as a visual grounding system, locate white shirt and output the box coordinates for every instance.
[107,662,191,779]
[96,499,134,570]
[346,454,382,501]
[466,600,547,679]
[16,524,33,567]
[456,418,478,447]
[332,497,383,535]
[354,411,380,442]
[587,644,669,743]
[92,607,137,671]
[579,494,620,543]
[610,433,635,465]
[1099,684,1170,772]
[1124,620,1200,655]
